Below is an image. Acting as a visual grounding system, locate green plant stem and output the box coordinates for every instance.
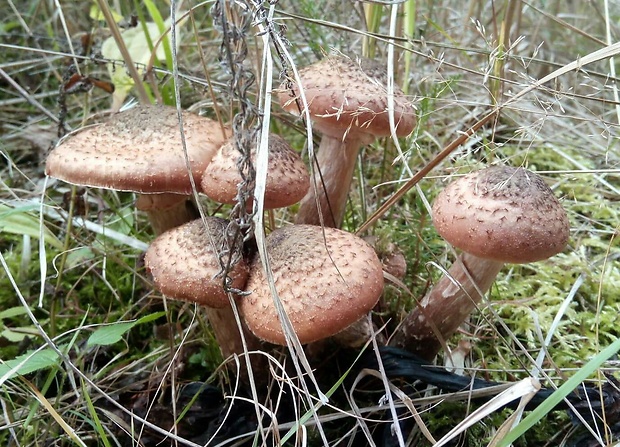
[143,0,176,105]
[23,364,61,435]
[82,378,112,447]
[189,9,226,133]
[491,0,520,105]
[51,185,77,338]
[402,0,416,95]
[363,3,383,59]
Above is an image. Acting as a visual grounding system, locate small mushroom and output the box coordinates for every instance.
[390,166,570,360]
[145,218,248,308]
[278,54,416,228]
[45,104,230,234]
[240,224,384,345]
[201,134,309,210]
[144,217,258,358]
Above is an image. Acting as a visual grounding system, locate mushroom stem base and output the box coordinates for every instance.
[390,252,503,360]
[331,315,386,348]
[205,305,262,362]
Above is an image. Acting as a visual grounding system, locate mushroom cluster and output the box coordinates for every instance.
[44,54,570,370]
[46,104,230,234]
[44,99,391,356]
[141,219,385,356]
[45,104,313,358]
[46,105,311,234]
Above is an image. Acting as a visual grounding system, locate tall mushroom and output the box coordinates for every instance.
[240,224,384,345]
[45,104,230,234]
[144,217,259,358]
[390,166,570,360]
[201,134,309,210]
[278,54,416,228]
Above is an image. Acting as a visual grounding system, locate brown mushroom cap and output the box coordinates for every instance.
[144,217,249,308]
[45,105,230,194]
[432,166,570,264]
[278,54,416,142]
[201,134,309,209]
[240,224,384,345]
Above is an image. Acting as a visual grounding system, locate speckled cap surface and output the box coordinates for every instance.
[240,224,384,345]
[278,54,416,141]
[201,134,309,209]
[46,105,230,194]
[145,217,249,308]
[432,166,570,263]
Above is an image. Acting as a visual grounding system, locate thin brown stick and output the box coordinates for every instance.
[355,109,498,235]
[95,0,150,104]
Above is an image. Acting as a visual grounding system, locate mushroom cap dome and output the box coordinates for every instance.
[278,54,416,142]
[45,105,230,194]
[432,166,570,264]
[201,134,309,209]
[241,224,384,345]
[145,217,249,308]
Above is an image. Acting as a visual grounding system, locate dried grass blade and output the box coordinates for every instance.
[433,378,541,447]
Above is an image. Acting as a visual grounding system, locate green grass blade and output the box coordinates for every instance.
[0,204,62,249]
[86,311,166,347]
[143,0,175,105]
[81,378,112,447]
[497,337,620,446]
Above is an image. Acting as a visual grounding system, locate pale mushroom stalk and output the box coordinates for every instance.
[136,193,199,236]
[296,133,371,227]
[206,306,260,360]
[390,166,570,360]
[390,253,503,360]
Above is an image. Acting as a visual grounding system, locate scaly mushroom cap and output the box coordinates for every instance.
[278,54,416,143]
[144,218,249,308]
[432,166,570,264]
[241,224,384,345]
[45,105,230,194]
[201,134,309,209]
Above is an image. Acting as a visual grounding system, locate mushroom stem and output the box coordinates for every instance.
[332,315,386,347]
[390,252,503,360]
[206,306,261,360]
[136,193,199,235]
[295,134,367,228]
